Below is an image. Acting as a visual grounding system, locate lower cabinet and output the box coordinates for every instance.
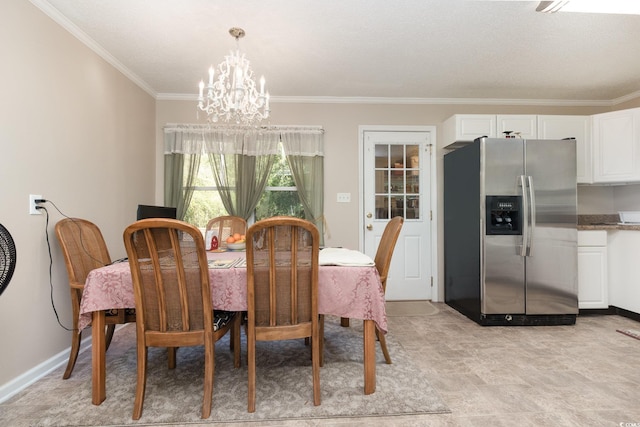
[577,231,608,309]
[607,230,640,314]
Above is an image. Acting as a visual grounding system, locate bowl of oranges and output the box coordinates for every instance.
[225,233,246,251]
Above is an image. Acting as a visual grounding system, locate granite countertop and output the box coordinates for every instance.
[578,214,640,231]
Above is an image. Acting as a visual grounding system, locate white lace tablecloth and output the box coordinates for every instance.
[79,250,387,333]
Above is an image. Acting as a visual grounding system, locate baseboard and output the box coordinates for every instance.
[611,306,640,323]
[579,306,640,323]
[0,333,93,404]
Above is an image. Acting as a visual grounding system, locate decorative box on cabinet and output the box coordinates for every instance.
[537,115,592,184]
[592,108,640,183]
[577,230,608,309]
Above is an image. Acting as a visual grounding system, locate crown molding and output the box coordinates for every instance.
[30,0,157,98]
[611,89,640,106]
[158,92,615,107]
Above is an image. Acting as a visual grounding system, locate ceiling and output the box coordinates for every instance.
[34,0,640,105]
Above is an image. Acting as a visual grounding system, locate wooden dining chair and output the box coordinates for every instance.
[338,216,403,364]
[123,218,241,420]
[205,215,247,248]
[245,216,321,413]
[373,216,404,364]
[55,218,136,380]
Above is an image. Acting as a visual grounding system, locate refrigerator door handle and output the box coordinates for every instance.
[519,175,529,257]
[526,175,536,256]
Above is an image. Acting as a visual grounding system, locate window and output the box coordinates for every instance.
[164,124,324,242]
[255,144,305,221]
[184,142,305,229]
[182,155,226,229]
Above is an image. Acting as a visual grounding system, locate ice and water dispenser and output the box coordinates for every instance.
[486,196,521,235]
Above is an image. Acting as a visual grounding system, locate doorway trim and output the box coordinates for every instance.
[358,125,439,302]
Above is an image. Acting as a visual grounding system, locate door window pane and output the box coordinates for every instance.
[372,142,421,221]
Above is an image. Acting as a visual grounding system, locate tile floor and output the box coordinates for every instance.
[3,302,639,426]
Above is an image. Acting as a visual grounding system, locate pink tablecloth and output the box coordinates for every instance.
[79,251,387,333]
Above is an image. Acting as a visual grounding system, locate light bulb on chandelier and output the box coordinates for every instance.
[198,27,270,125]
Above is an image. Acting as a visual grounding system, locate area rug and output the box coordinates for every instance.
[386,300,439,317]
[10,316,449,426]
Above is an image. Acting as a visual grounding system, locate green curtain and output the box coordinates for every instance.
[163,127,202,220]
[204,128,279,221]
[281,129,325,244]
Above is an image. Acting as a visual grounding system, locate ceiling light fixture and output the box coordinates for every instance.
[536,1,640,15]
[198,27,270,125]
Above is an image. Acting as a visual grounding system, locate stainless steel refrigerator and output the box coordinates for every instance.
[444,137,578,326]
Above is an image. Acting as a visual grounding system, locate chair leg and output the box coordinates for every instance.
[202,338,214,419]
[132,345,148,420]
[167,347,177,369]
[232,312,241,368]
[376,328,392,364]
[312,326,321,406]
[319,314,324,367]
[105,324,116,351]
[247,329,256,413]
[62,329,81,379]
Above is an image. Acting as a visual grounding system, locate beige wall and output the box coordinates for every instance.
[0,1,155,389]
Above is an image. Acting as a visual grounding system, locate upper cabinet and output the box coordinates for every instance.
[497,115,537,139]
[444,114,592,184]
[592,108,640,184]
[537,115,592,184]
[442,114,497,142]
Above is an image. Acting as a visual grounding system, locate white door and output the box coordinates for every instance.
[363,130,432,300]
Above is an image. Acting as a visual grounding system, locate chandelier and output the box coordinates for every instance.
[198,27,270,125]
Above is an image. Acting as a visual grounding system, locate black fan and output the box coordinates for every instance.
[0,223,16,297]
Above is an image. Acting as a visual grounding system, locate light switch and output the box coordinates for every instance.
[337,193,351,203]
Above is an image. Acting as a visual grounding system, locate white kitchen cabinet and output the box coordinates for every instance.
[444,114,591,183]
[442,114,496,144]
[497,115,537,139]
[592,108,640,183]
[443,115,539,146]
[577,231,608,309]
[607,230,640,314]
[537,115,592,184]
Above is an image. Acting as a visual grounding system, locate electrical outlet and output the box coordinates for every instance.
[29,194,42,215]
[337,192,351,203]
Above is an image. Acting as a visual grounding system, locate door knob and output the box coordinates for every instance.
[366,224,373,230]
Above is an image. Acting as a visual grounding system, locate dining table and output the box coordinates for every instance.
[79,247,388,405]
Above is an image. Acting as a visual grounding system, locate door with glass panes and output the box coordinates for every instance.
[363,130,432,300]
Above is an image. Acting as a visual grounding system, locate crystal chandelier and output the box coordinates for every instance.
[198,27,270,125]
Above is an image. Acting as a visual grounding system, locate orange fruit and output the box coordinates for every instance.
[226,236,236,243]
[233,233,241,240]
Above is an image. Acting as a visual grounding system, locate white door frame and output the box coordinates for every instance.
[358,125,439,302]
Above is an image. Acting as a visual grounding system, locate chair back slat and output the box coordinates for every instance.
[124,220,211,334]
[247,217,318,330]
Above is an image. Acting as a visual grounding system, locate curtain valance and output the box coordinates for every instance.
[164,124,324,157]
